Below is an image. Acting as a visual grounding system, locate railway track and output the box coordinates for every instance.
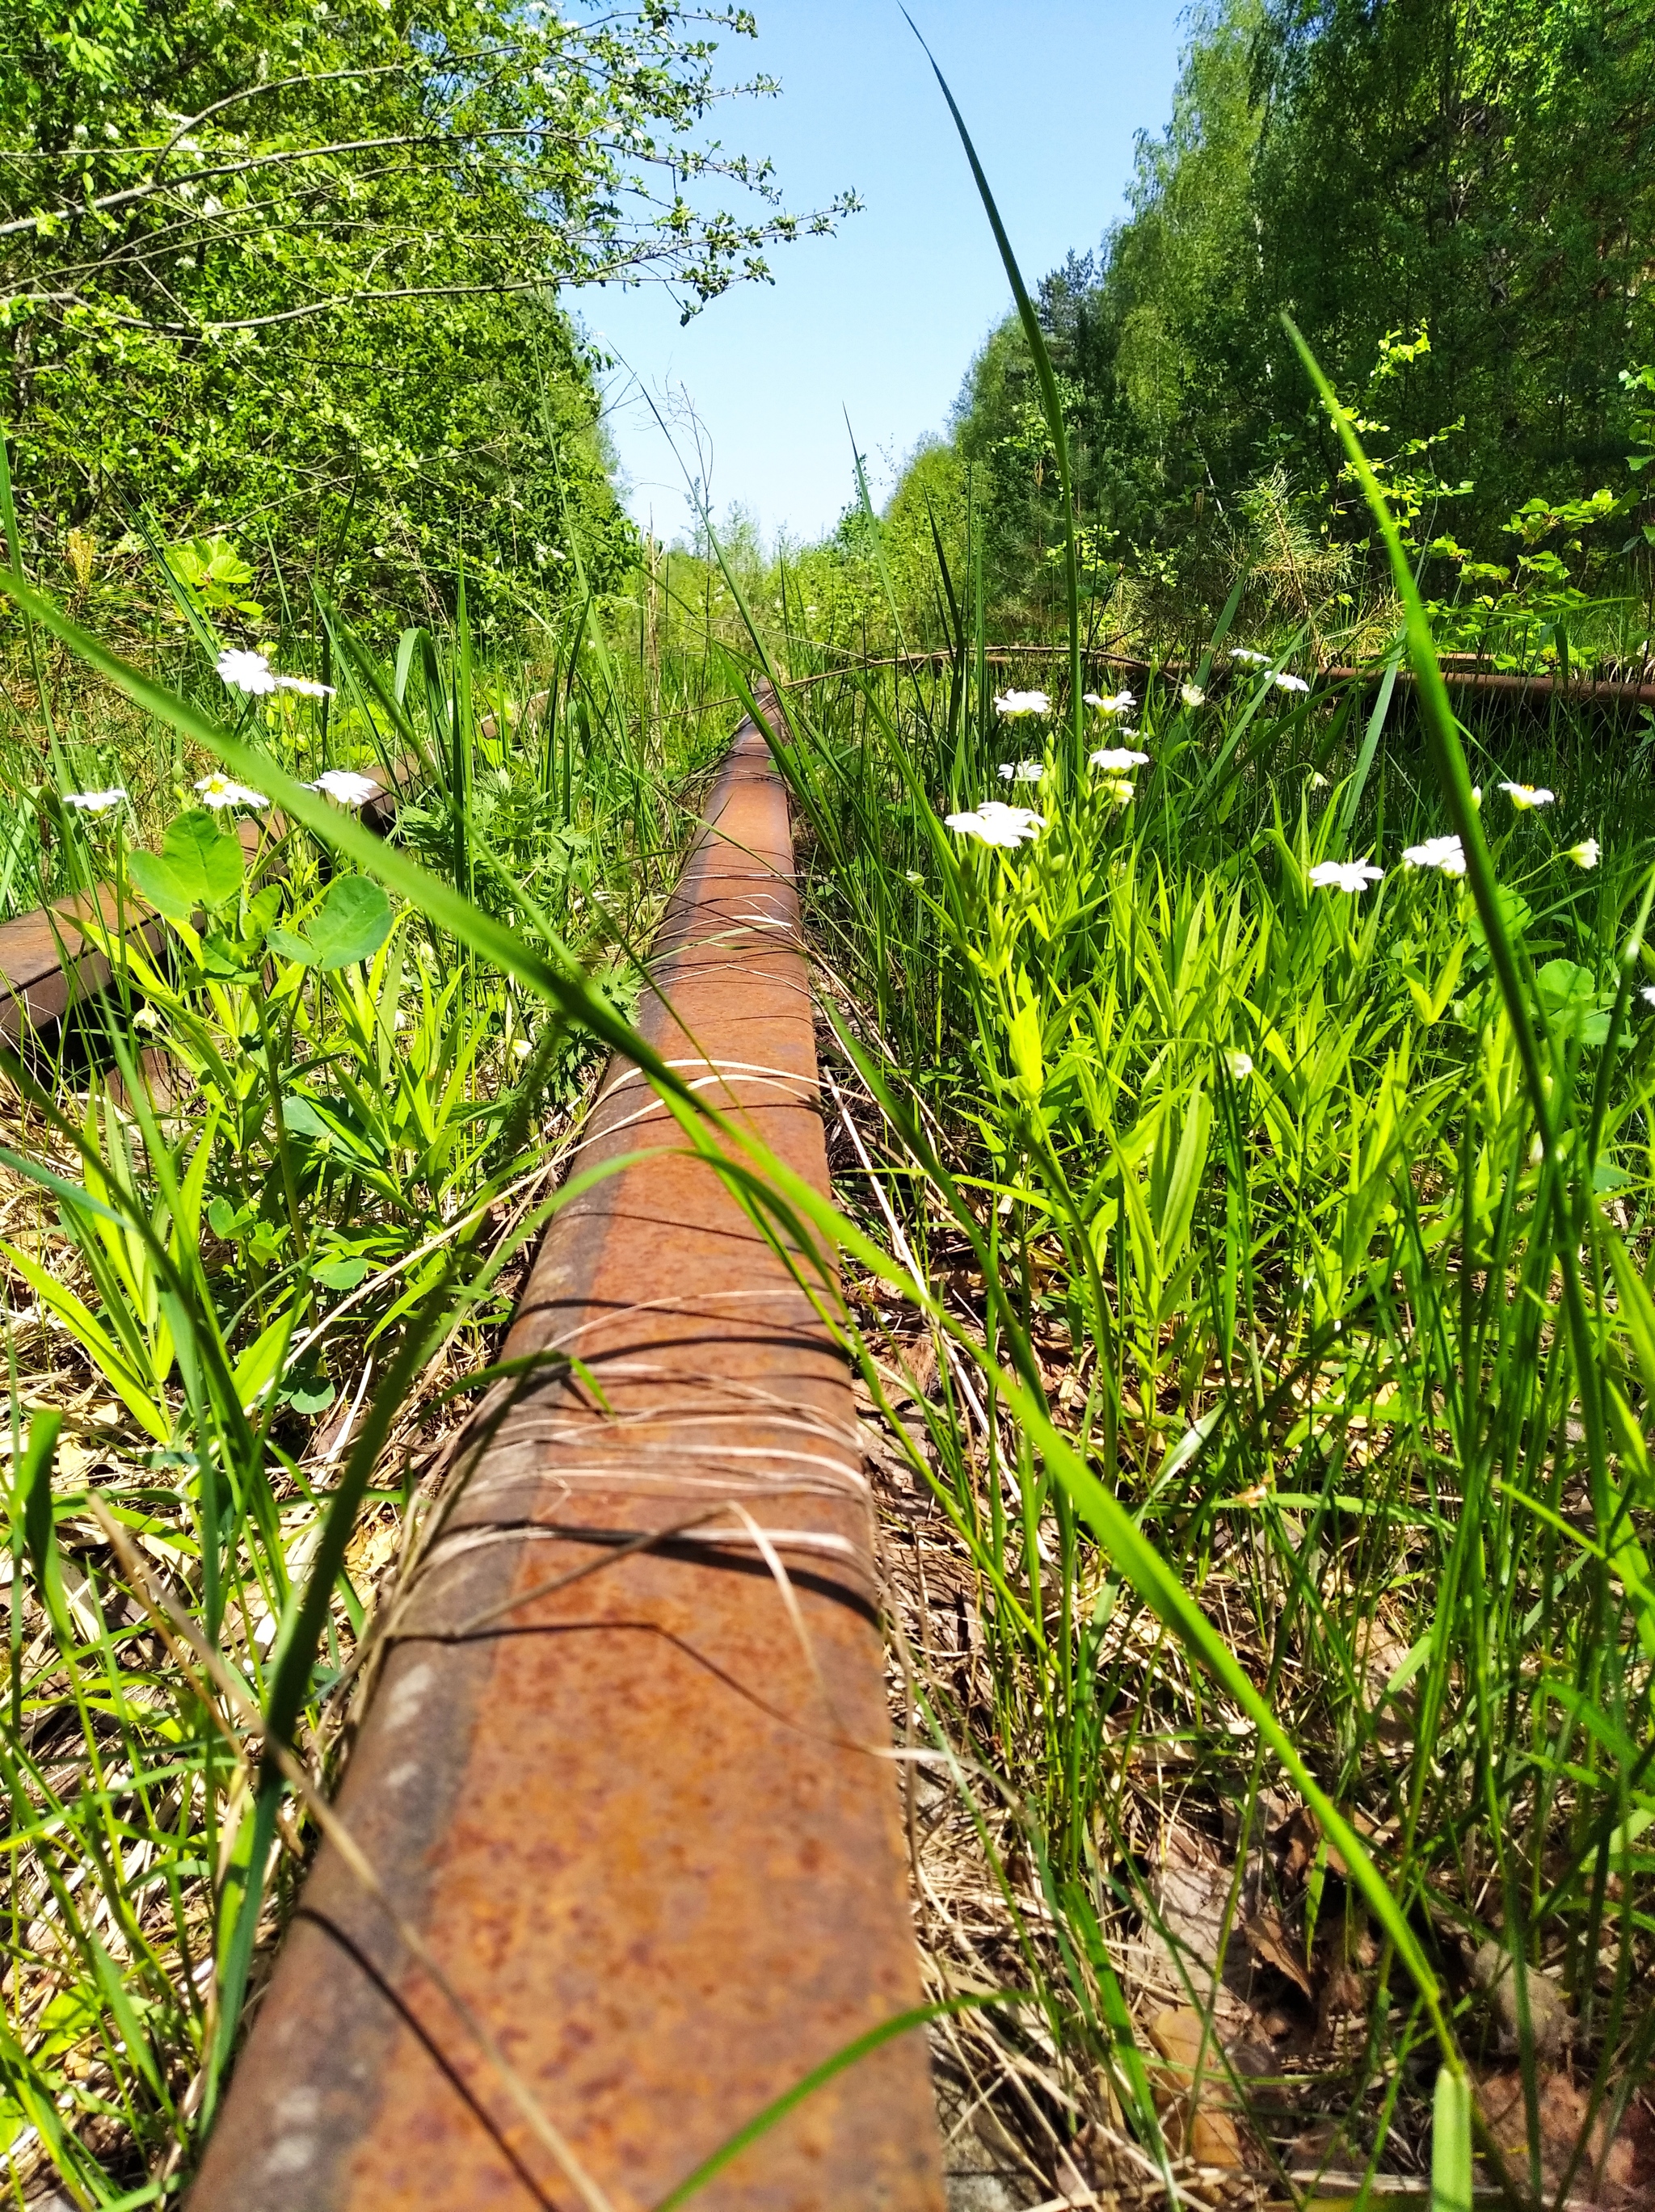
[157,700,945,2208]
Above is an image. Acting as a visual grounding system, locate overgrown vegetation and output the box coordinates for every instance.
[5,3,1655,2206]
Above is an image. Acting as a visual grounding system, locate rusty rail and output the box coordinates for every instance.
[0,760,411,1045]
[187,706,945,2209]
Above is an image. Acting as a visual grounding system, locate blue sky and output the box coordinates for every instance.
[584,2,1187,549]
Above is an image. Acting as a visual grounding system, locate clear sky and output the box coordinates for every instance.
[585,2,1187,549]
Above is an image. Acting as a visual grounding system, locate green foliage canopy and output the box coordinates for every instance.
[934,0,1655,630]
[0,0,853,613]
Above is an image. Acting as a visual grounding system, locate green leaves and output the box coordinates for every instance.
[1535,957,1618,1047]
[127,809,244,924]
[267,876,393,971]
[1430,2065,1474,2212]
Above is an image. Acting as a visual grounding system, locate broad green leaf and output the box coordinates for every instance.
[268,875,392,970]
[128,809,244,923]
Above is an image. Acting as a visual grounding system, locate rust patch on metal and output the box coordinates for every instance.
[188,707,945,2210]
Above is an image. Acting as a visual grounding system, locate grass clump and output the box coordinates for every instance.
[0,565,733,2202]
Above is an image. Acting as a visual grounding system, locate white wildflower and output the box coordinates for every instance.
[1500,780,1555,810]
[1308,859,1384,894]
[1641,986,1655,1007]
[214,645,334,699]
[943,800,1046,850]
[217,646,279,696]
[305,769,381,807]
[1105,779,1135,805]
[512,1037,533,1059]
[1400,834,1467,877]
[62,785,127,814]
[1230,646,1271,667]
[993,689,1051,718]
[1083,688,1136,715]
[1567,837,1600,869]
[1223,1049,1253,1080]
[1274,672,1311,695]
[132,1003,161,1031]
[1308,772,1329,791]
[195,772,270,810]
[1180,682,1206,709]
[996,760,1045,784]
[1089,746,1149,771]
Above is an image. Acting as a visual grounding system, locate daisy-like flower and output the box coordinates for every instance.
[217,646,279,696]
[62,786,128,814]
[993,689,1051,718]
[1224,1049,1254,1080]
[305,768,381,807]
[1230,646,1271,667]
[196,772,270,810]
[1180,682,1206,709]
[1567,837,1600,869]
[1400,834,1467,878]
[1308,859,1384,894]
[943,800,1046,849]
[1089,746,1150,771]
[1500,780,1555,810]
[1641,986,1655,1007]
[996,760,1045,784]
[1083,688,1136,715]
[215,646,336,700]
[1274,671,1311,695]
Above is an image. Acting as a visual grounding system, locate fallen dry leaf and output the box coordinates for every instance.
[1147,2005,1249,2171]
[1244,1907,1314,2000]
[1476,2065,1640,2205]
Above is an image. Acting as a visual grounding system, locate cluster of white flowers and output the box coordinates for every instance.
[62,786,128,814]
[1401,834,1467,878]
[196,772,269,811]
[217,646,336,700]
[944,801,1046,849]
[993,689,1051,719]
[1312,788,1599,896]
[304,769,381,808]
[996,760,1045,784]
[1083,688,1136,716]
[1308,859,1385,894]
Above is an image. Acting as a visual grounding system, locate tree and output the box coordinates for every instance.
[929,0,1655,633]
[0,0,855,614]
